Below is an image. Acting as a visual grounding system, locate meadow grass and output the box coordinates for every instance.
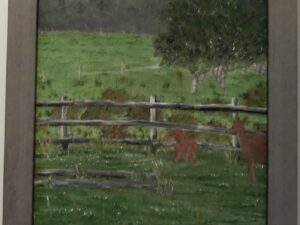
[36,31,266,105]
[34,144,266,225]
[36,31,267,134]
[34,31,267,225]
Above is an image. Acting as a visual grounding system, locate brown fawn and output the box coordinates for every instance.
[171,130,197,162]
[229,116,267,183]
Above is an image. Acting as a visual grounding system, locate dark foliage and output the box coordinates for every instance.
[154,0,267,70]
[38,0,167,34]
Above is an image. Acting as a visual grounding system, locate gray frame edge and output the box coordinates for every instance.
[3,0,37,224]
[2,0,300,224]
[269,0,300,224]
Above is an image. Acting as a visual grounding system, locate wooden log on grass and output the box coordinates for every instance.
[86,170,157,180]
[35,169,157,180]
[35,179,158,191]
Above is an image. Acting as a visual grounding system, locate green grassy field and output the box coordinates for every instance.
[36,31,267,135]
[34,31,267,225]
[36,32,266,105]
[34,145,266,225]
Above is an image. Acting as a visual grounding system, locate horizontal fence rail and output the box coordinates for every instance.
[35,96,267,152]
[36,119,266,136]
[36,100,267,115]
[36,119,228,133]
[36,137,240,152]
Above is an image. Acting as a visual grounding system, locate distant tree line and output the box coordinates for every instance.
[38,0,265,37]
[38,0,167,34]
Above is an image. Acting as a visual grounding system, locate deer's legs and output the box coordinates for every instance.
[191,149,196,161]
[191,141,197,161]
[175,146,183,162]
[247,160,256,184]
[184,146,190,161]
[186,148,196,161]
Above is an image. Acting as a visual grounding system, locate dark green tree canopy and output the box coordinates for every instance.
[154,0,267,71]
[38,0,167,34]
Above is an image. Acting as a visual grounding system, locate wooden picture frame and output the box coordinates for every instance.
[3,0,299,224]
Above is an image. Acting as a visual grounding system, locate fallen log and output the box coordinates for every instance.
[35,179,158,191]
[35,169,157,180]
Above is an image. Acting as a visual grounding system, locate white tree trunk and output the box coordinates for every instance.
[191,71,206,94]
[191,74,198,94]
[255,63,262,75]
[214,65,227,89]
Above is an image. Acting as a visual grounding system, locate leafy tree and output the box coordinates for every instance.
[154,0,267,92]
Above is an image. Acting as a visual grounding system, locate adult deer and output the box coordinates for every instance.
[229,116,267,183]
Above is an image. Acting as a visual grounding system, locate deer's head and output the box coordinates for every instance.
[229,116,246,135]
[170,129,186,142]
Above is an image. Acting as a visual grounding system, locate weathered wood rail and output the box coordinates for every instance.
[36,119,266,136]
[36,99,267,114]
[36,169,157,180]
[37,138,240,152]
[36,96,267,152]
[37,119,230,133]
[35,168,158,191]
[35,179,158,191]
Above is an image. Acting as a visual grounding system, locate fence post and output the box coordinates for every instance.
[149,95,157,141]
[61,96,69,152]
[231,97,238,148]
[78,64,82,80]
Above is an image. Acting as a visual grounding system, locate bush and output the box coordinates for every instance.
[101,88,129,102]
[51,105,78,120]
[168,112,198,125]
[37,76,52,90]
[162,80,170,89]
[127,95,148,120]
[240,81,267,107]
[120,76,128,83]
[175,70,184,81]
[128,80,135,86]
[140,82,146,88]
[101,126,127,139]
[94,79,102,87]
[100,88,130,117]
[73,78,85,87]
[81,107,109,120]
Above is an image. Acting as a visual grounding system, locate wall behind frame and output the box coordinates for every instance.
[0,0,8,224]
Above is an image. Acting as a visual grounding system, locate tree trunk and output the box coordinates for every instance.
[191,73,199,94]
[255,63,262,75]
[215,65,227,90]
[191,71,206,94]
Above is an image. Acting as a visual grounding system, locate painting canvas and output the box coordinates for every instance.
[33,0,268,224]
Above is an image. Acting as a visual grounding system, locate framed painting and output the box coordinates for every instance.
[2,0,300,225]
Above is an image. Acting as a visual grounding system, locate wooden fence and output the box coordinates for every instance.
[36,96,267,152]
[34,168,158,190]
